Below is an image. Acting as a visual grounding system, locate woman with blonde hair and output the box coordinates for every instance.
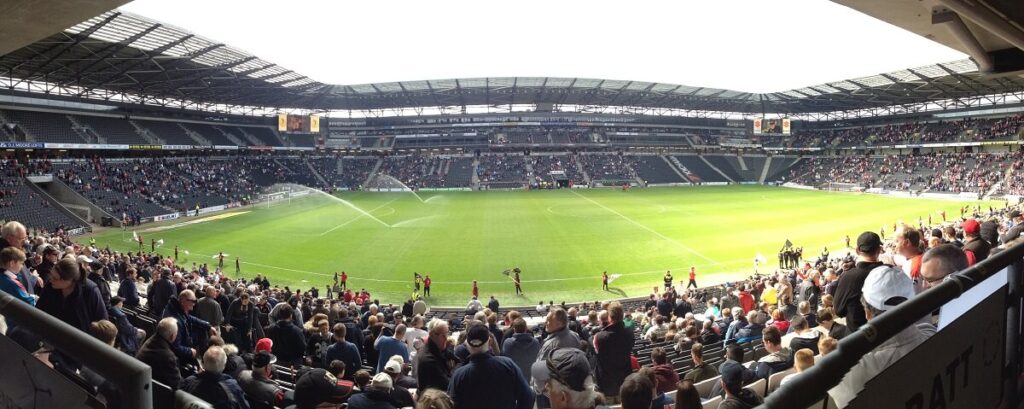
[416,388,454,409]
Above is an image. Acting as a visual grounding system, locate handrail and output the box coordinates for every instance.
[761,241,1024,408]
[0,290,153,409]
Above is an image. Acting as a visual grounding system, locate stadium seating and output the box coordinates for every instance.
[530,154,587,187]
[674,155,728,183]
[633,155,687,184]
[578,154,637,184]
[74,115,144,144]
[133,119,200,145]
[2,109,86,143]
[477,154,528,188]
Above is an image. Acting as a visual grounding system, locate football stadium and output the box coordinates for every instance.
[1,1,1024,409]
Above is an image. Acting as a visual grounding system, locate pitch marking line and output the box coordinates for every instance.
[570,190,720,265]
[319,199,397,236]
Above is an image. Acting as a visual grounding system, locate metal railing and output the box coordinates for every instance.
[0,290,153,409]
[762,241,1024,408]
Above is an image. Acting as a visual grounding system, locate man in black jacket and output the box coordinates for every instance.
[265,304,306,367]
[136,317,182,388]
[594,302,634,403]
[149,269,176,318]
[832,232,885,332]
[414,319,454,392]
[338,308,365,358]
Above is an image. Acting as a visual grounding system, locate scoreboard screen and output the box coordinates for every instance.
[277,113,321,133]
[752,117,791,135]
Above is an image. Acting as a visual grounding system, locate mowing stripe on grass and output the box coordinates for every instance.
[570,190,719,265]
[319,199,397,236]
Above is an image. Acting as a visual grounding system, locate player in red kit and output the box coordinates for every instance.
[472,280,479,299]
[423,275,431,297]
[687,266,697,289]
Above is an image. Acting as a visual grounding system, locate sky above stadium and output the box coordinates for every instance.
[119,0,967,94]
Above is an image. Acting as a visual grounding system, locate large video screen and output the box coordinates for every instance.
[753,117,791,135]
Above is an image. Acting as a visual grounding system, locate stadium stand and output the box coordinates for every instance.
[2,109,87,143]
[578,154,637,184]
[633,155,688,185]
[74,115,144,145]
[674,155,729,183]
[530,154,587,187]
[477,154,528,188]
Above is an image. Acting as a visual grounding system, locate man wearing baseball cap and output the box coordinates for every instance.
[962,219,990,266]
[532,348,605,409]
[238,351,288,407]
[829,266,936,407]
[832,232,886,331]
[449,323,535,409]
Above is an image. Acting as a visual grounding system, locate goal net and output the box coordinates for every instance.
[826,182,863,192]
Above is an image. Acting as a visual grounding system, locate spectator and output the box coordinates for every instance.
[325,323,362,380]
[961,219,991,265]
[753,326,791,380]
[768,309,789,334]
[1,222,37,297]
[148,269,176,318]
[818,337,838,356]
[829,266,935,407]
[502,317,541,378]
[538,308,581,360]
[683,343,718,383]
[1000,210,1024,244]
[305,318,332,368]
[895,225,924,288]
[593,302,633,402]
[797,301,817,329]
[137,317,181,388]
[797,272,820,311]
[375,324,409,373]
[180,346,250,409]
[718,360,763,409]
[338,307,366,359]
[787,315,820,356]
[779,348,815,388]
[674,379,702,409]
[415,318,454,392]
[295,363,357,409]
[833,232,885,331]
[163,289,213,366]
[449,323,535,409]
[817,309,849,340]
[417,390,454,409]
[699,320,720,345]
[226,292,263,353]
[618,372,655,409]
[347,373,398,409]
[37,258,107,333]
[405,315,429,352]
[195,286,224,350]
[264,303,306,367]
[733,310,766,343]
[0,247,34,305]
[117,267,140,308]
[649,347,678,394]
[709,345,753,399]
[382,359,416,407]
[109,296,144,355]
[920,244,968,290]
[533,348,605,409]
[737,286,755,314]
[237,351,287,408]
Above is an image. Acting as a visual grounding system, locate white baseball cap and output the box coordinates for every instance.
[862,266,915,312]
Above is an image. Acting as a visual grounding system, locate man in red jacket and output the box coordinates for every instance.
[737,285,755,314]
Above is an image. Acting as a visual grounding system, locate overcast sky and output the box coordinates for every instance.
[119,0,967,93]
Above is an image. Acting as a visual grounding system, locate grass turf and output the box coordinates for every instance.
[87,185,996,307]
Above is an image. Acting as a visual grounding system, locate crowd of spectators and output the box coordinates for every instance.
[529,155,586,188]
[0,196,1021,409]
[477,155,528,185]
[376,154,454,189]
[787,152,1017,194]
[578,154,637,183]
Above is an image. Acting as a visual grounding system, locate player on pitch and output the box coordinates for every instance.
[687,266,697,289]
[513,268,523,295]
[602,271,609,291]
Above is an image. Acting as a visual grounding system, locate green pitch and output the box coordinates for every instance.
[88,186,995,307]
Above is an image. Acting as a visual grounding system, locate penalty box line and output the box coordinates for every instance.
[570,190,720,266]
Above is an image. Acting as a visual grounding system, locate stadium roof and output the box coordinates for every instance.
[3,10,1024,115]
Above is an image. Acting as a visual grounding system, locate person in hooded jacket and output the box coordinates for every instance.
[501,317,540,378]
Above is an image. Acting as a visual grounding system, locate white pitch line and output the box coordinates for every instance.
[570,190,720,265]
[319,199,397,236]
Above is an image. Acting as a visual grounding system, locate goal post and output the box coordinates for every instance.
[826,182,863,192]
